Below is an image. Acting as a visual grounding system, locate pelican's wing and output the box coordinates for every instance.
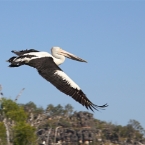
[12,49,39,56]
[28,57,108,111]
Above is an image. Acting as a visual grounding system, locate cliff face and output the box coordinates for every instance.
[36,111,96,145]
[32,111,145,145]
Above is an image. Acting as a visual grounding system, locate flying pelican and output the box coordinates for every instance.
[7,47,108,111]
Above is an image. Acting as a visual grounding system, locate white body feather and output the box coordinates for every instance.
[14,52,63,65]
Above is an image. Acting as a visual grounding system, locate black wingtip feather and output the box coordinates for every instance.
[11,50,15,53]
[9,64,20,67]
[73,90,108,112]
[94,103,108,108]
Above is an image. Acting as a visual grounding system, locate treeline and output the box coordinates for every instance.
[0,97,145,145]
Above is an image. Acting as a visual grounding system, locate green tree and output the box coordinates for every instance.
[62,104,74,119]
[0,98,38,145]
[1,98,27,122]
[0,122,7,145]
[128,119,145,135]
[13,122,37,145]
[64,104,73,116]
[6,107,27,122]
[1,98,19,114]
[119,124,134,138]
[46,104,64,116]
[24,101,37,112]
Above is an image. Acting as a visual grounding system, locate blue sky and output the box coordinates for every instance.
[0,1,145,128]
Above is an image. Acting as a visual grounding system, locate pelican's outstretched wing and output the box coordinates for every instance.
[28,57,108,111]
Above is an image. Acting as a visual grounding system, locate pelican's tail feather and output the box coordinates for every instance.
[7,56,25,67]
[6,56,17,63]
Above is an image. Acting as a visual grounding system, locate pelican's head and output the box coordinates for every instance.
[51,47,87,63]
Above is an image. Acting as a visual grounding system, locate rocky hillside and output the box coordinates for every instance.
[0,96,145,145]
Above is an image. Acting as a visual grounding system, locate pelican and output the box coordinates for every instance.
[7,47,108,111]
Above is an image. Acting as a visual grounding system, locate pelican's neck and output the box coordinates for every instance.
[53,55,65,65]
[51,47,66,65]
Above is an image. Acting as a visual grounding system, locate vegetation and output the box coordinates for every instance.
[0,98,37,145]
[12,122,36,145]
[46,103,74,117]
[0,93,145,145]
[1,98,27,122]
[0,122,7,145]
